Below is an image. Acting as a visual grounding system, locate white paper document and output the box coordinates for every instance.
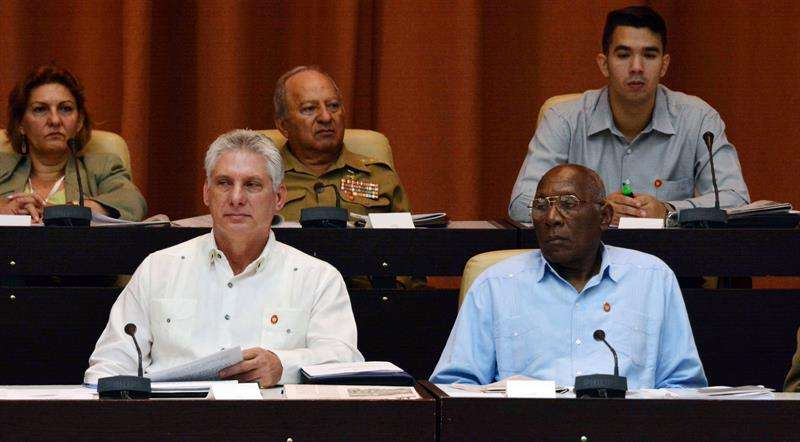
[301,361,403,377]
[147,346,243,382]
[91,213,171,227]
[284,384,420,400]
[151,380,237,394]
[450,374,568,393]
[0,386,95,400]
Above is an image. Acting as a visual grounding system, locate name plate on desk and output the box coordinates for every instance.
[368,213,415,229]
[506,379,556,398]
[618,217,664,229]
[0,215,31,226]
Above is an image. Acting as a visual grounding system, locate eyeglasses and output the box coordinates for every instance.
[529,194,603,218]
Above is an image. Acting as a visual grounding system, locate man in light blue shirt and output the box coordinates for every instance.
[508,6,749,224]
[432,164,707,389]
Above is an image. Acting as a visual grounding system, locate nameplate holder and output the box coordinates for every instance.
[0,215,31,226]
[206,382,262,400]
[618,217,664,229]
[367,212,415,229]
[506,380,556,398]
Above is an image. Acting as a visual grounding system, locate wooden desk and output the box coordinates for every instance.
[0,385,436,441]
[515,223,800,277]
[421,382,800,441]
[0,221,516,277]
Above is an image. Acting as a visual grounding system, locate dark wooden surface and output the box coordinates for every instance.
[0,287,458,384]
[0,223,517,276]
[2,224,799,277]
[516,224,800,277]
[0,387,435,441]
[419,381,800,441]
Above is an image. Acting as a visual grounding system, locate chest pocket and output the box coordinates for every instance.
[261,308,309,350]
[656,177,693,202]
[608,307,653,368]
[151,298,197,348]
[494,315,538,376]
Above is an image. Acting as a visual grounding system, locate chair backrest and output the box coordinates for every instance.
[258,129,396,169]
[459,249,534,307]
[0,129,132,174]
[536,93,582,127]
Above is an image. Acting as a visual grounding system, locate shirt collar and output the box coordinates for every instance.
[588,86,675,137]
[206,229,276,275]
[282,143,371,175]
[535,243,620,284]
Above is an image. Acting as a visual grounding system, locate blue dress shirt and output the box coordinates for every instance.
[430,245,707,389]
[509,85,750,221]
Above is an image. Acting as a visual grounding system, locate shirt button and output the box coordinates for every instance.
[224,314,231,320]
[626,149,632,155]
[575,339,582,345]
[227,282,233,288]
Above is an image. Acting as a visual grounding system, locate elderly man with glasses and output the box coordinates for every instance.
[430,164,706,389]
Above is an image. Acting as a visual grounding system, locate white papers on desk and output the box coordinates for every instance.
[0,386,96,400]
[300,361,403,377]
[147,346,243,382]
[450,374,569,395]
[91,213,171,227]
[284,384,420,400]
[151,380,237,394]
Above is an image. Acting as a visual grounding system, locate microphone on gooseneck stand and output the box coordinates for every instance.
[676,131,728,228]
[97,323,152,399]
[574,329,628,399]
[42,138,92,226]
[299,182,349,228]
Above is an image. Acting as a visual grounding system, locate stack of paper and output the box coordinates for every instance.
[284,384,420,400]
[147,347,243,382]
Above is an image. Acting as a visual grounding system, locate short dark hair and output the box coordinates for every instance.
[6,64,92,154]
[602,6,667,54]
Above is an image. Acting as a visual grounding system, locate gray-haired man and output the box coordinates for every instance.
[85,129,363,387]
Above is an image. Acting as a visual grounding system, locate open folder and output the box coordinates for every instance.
[300,361,415,386]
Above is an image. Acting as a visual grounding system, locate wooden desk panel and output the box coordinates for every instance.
[422,382,800,441]
[517,225,800,277]
[0,222,517,277]
[0,388,435,441]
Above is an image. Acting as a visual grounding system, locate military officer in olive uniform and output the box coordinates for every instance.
[273,65,410,221]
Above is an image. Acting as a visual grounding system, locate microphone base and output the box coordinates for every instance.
[300,207,349,228]
[97,375,152,399]
[43,205,91,227]
[574,374,628,399]
[677,207,728,228]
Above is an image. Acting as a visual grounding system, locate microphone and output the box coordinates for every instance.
[593,329,619,376]
[300,182,349,228]
[97,322,152,399]
[574,329,628,399]
[125,323,145,378]
[702,132,721,211]
[42,138,92,226]
[676,131,728,228]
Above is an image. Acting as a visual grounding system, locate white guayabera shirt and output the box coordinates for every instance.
[85,230,363,385]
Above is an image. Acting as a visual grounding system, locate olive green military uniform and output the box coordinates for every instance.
[279,144,423,289]
[279,144,410,221]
